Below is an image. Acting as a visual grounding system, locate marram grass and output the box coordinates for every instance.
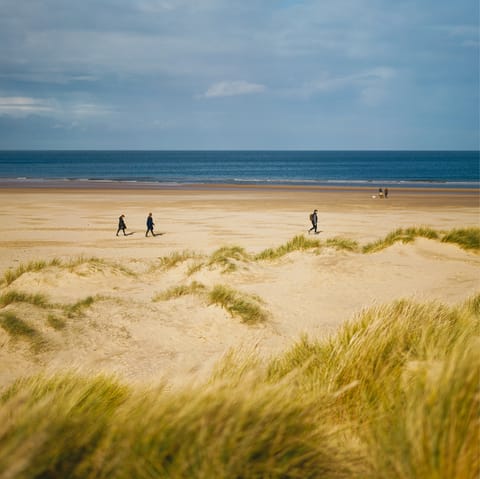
[156,250,202,270]
[441,227,480,251]
[208,284,268,324]
[0,295,478,478]
[208,245,251,272]
[362,226,440,253]
[153,281,207,301]
[255,234,321,260]
[1,256,136,287]
[0,290,50,308]
[0,311,39,340]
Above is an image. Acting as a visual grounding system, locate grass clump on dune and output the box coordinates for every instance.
[1,256,136,287]
[64,295,99,318]
[156,250,202,270]
[1,258,62,286]
[0,311,48,352]
[441,227,480,251]
[0,311,39,340]
[255,235,321,261]
[153,281,206,301]
[325,237,360,252]
[362,226,440,253]
[207,245,251,272]
[208,284,268,324]
[0,290,50,308]
[47,314,67,330]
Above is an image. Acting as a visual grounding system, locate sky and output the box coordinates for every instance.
[0,0,478,150]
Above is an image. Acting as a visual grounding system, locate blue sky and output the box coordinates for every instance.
[0,0,478,149]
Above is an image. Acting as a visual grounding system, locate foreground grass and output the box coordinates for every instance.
[268,294,480,479]
[0,295,478,478]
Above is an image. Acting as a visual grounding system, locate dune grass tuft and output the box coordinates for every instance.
[1,258,62,286]
[362,226,440,253]
[186,260,205,276]
[0,311,39,340]
[208,284,268,324]
[156,250,201,270]
[207,245,251,272]
[441,227,480,251]
[255,235,321,261]
[325,237,360,252]
[153,281,206,301]
[64,296,98,318]
[0,290,50,308]
[47,314,67,330]
[1,256,137,287]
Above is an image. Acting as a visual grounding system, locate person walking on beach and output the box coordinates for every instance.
[308,209,318,234]
[146,212,156,237]
[384,187,389,198]
[116,214,127,236]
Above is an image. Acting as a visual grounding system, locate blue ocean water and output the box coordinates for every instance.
[0,150,478,188]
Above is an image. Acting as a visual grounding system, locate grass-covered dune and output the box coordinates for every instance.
[0,295,478,479]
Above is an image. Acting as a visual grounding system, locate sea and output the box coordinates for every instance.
[0,150,478,189]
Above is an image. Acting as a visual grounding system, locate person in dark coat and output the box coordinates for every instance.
[116,214,127,236]
[146,212,155,237]
[308,209,318,234]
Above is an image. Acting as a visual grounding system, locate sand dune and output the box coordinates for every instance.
[0,187,478,389]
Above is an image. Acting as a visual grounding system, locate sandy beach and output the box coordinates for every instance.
[0,185,478,388]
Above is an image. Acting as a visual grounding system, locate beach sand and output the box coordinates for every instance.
[0,185,478,388]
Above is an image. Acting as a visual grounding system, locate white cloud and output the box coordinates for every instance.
[70,103,111,118]
[0,97,55,116]
[203,81,266,98]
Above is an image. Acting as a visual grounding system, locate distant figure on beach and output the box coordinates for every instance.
[308,209,318,234]
[384,187,389,198]
[378,188,384,198]
[146,212,156,237]
[117,214,127,236]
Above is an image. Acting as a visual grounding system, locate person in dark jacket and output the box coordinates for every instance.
[116,214,127,236]
[146,212,156,237]
[308,209,318,234]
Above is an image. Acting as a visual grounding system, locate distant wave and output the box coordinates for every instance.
[2,176,478,189]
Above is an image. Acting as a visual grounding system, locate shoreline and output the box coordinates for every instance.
[0,178,479,195]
